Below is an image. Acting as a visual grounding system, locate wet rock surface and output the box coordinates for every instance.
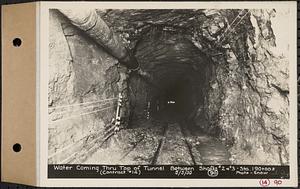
[84,118,231,165]
[48,10,128,163]
[48,9,290,165]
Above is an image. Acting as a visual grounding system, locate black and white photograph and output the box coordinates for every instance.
[46,3,296,181]
[0,1,297,188]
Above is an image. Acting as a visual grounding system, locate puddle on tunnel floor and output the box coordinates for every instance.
[83,117,232,165]
[185,134,232,165]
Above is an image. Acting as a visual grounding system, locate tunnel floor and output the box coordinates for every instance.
[84,112,231,165]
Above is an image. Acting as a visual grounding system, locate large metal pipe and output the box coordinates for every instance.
[59,9,139,70]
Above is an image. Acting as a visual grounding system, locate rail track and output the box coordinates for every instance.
[84,119,230,165]
[151,122,196,165]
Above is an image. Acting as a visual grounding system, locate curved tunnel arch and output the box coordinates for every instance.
[130,28,214,128]
[49,8,290,166]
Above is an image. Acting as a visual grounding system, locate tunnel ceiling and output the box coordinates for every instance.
[97,9,207,41]
[135,32,209,88]
[135,32,208,70]
[95,8,255,106]
[97,9,238,89]
[95,8,260,127]
[98,9,252,68]
[97,9,251,51]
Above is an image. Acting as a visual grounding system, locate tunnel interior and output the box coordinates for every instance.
[128,29,212,131]
[48,9,290,165]
[162,78,194,119]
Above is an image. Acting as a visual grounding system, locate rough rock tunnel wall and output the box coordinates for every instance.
[128,74,151,125]
[128,30,211,125]
[48,10,129,164]
[195,10,290,165]
[48,9,290,165]
[106,9,289,165]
